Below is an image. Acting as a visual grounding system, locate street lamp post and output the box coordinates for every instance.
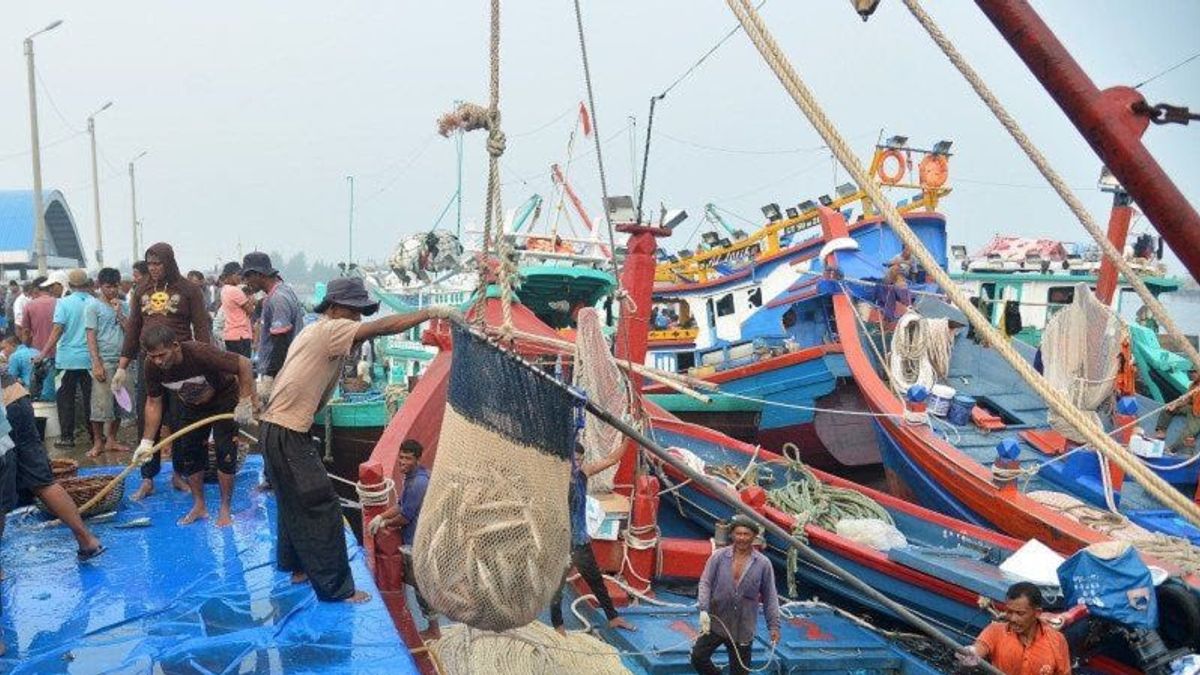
[24,19,63,276]
[87,101,114,268]
[128,151,147,263]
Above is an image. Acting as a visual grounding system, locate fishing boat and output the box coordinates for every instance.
[643,137,951,477]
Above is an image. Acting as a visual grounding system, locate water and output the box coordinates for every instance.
[1119,290,1200,336]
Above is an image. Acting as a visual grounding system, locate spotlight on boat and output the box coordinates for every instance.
[1097,166,1126,194]
[660,208,688,231]
[785,207,799,219]
[818,194,833,206]
[797,199,817,213]
[835,182,857,198]
[761,203,783,222]
[932,140,954,155]
[732,229,748,240]
[718,238,732,248]
[884,135,909,149]
[678,249,693,258]
[950,245,967,260]
[701,231,722,247]
[605,195,637,224]
[849,0,882,21]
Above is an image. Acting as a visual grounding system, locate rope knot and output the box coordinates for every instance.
[487,127,507,158]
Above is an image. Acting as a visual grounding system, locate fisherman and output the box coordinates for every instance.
[548,441,635,636]
[219,262,255,358]
[1,336,36,391]
[23,272,62,400]
[36,270,96,449]
[691,514,781,675]
[11,279,39,345]
[257,277,450,602]
[368,439,441,638]
[1,371,104,561]
[958,581,1070,675]
[115,243,213,501]
[240,252,304,405]
[85,268,129,457]
[133,325,256,526]
[1154,369,1200,455]
[3,280,17,338]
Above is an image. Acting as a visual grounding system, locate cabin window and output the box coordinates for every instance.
[706,298,716,326]
[715,293,736,317]
[1047,286,1075,306]
[676,351,695,372]
[747,288,763,308]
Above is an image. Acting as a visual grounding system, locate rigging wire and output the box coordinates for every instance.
[508,105,576,138]
[656,131,829,156]
[1134,49,1200,89]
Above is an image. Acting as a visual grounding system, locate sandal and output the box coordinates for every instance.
[54,439,76,449]
[77,544,106,562]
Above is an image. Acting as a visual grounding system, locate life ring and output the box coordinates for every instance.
[918,154,949,189]
[877,149,907,185]
[1155,580,1200,651]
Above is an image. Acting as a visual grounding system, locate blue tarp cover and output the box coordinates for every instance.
[0,457,417,674]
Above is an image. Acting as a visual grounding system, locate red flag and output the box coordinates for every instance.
[578,101,592,137]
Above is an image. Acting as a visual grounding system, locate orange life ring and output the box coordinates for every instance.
[877,149,907,185]
[918,154,949,189]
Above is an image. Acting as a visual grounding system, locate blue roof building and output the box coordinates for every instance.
[0,189,85,272]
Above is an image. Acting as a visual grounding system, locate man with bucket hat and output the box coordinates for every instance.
[257,276,453,602]
[240,252,303,404]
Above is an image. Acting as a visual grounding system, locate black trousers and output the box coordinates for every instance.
[401,547,436,621]
[225,339,252,358]
[260,421,354,601]
[550,541,619,628]
[691,632,754,675]
[173,402,238,477]
[56,368,92,442]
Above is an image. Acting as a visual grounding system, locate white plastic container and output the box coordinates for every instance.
[929,384,956,417]
[32,401,60,440]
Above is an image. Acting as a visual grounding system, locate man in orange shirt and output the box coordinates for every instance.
[960,582,1070,675]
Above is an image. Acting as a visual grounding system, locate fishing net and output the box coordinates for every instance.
[573,308,631,493]
[412,323,576,631]
[427,622,629,675]
[1040,284,1126,442]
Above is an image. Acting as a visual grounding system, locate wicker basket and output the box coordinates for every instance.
[51,458,79,480]
[37,474,125,517]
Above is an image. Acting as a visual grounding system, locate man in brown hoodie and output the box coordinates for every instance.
[112,243,213,500]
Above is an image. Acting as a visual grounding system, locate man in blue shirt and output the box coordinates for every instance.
[369,439,438,637]
[548,441,634,636]
[37,270,94,448]
[241,252,304,404]
[85,268,129,457]
[1,336,38,392]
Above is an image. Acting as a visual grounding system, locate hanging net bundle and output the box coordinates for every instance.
[573,307,630,493]
[888,311,952,394]
[1040,284,1126,442]
[412,323,576,631]
[428,622,630,675]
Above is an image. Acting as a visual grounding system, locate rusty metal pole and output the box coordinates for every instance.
[975,0,1200,279]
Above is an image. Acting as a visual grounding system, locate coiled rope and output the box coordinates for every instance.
[724,0,1200,530]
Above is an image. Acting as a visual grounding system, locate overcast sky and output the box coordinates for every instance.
[2,2,1197,276]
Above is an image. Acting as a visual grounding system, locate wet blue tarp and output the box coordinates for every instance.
[0,457,418,674]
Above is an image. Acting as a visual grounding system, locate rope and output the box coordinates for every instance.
[900,0,1200,378]
[724,0,1200,530]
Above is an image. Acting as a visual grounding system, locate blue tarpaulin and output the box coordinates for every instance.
[0,457,418,674]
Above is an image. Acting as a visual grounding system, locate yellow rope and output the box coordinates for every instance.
[724,0,1200,529]
[899,0,1200,377]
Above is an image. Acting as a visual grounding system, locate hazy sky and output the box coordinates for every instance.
[2,2,1198,276]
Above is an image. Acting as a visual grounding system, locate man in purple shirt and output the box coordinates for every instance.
[368,439,438,638]
[692,515,781,675]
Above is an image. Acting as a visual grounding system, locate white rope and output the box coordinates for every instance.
[327,472,395,507]
[724,0,1200,529]
[899,0,1200,377]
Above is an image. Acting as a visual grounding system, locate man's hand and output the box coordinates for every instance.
[258,375,274,405]
[769,627,780,645]
[234,397,256,426]
[91,363,107,382]
[955,646,981,667]
[111,367,128,392]
[131,439,156,466]
[698,611,711,635]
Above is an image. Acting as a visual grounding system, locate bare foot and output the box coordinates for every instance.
[131,479,154,501]
[291,571,308,585]
[171,474,189,492]
[105,441,130,453]
[177,506,209,525]
[343,590,371,603]
[86,444,105,458]
[608,616,637,632]
[215,508,233,528]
